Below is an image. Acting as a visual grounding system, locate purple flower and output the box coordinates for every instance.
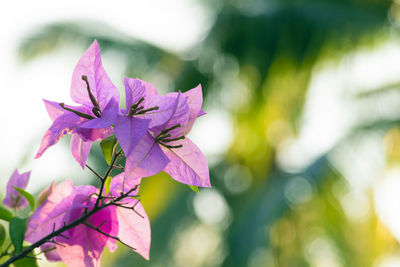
[123,83,211,187]
[3,169,31,210]
[25,174,150,266]
[35,40,119,168]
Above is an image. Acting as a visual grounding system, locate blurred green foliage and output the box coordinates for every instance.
[17,0,400,266]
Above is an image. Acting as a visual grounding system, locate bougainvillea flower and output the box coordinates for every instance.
[3,169,31,210]
[35,40,119,168]
[124,83,210,187]
[115,78,192,179]
[26,175,150,266]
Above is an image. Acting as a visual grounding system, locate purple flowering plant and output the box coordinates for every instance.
[0,40,210,266]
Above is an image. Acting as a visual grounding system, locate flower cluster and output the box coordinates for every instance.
[36,40,210,188]
[1,40,210,267]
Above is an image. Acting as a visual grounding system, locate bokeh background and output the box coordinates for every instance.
[2,0,400,266]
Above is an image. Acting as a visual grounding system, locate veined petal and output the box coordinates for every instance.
[116,198,151,260]
[78,98,119,129]
[162,138,210,187]
[144,92,189,136]
[43,99,65,121]
[56,200,118,267]
[125,132,170,181]
[182,84,203,135]
[35,113,84,159]
[25,180,76,243]
[70,40,119,110]
[139,79,159,95]
[71,135,93,169]
[114,115,150,157]
[40,243,61,262]
[74,127,113,142]
[124,78,147,111]
[3,169,30,210]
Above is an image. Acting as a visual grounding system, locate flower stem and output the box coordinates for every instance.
[0,185,138,267]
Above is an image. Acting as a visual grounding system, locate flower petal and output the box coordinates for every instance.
[181,84,203,135]
[116,198,151,260]
[56,195,118,267]
[25,180,75,243]
[78,98,119,129]
[35,113,84,158]
[114,115,150,157]
[70,40,119,110]
[162,138,210,187]
[71,135,93,169]
[125,132,170,181]
[124,78,147,111]
[3,169,31,210]
[144,92,189,136]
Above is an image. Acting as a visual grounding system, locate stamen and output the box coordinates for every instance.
[82,75,100,108]
[128,97,145,116]
[163,144,183,149]
[92,106,102,118]
[59,103,95,120]
[161,124,181,134]
[155,133,171,142]
[161,136,185,143]
[136,106,159,115]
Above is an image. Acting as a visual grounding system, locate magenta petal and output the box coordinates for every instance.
[181,84,203,135]
[43,99,65,121]
[70,40,119,110]
[114,115,150,156]
[145,92,189,135]
[137,79,159,95]
[109,173,141,197]
[124,78,147,110]
[3,169,30,210]
[71,135,92,169]
[35,113,84,158]
[78,98,119,129]
[75,127,113,142]
[162,138,210,187]
[125,133,170,180]
[40,243,61,262]
[56,201,118,267]
[25,180,75,243]
[198,109,206,117]
[116,198,151,260]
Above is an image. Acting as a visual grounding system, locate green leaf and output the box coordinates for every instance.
[12,186,35,212]
[13,246,38,267]
[188,185,199,193]
[0,224,5,247]
[9,217,27,253]
[100,135,117,165]
[0,205,13,222]
[104,176,112,196]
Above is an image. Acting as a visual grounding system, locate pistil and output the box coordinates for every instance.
[59,103,95,120]
[82,75,102,118]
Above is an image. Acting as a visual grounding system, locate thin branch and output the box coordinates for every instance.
[84,222,136,251]
[85,164,103,181]
[0,186,138,267]
[95,149,122,208]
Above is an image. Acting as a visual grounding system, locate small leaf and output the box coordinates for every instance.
[188,185,199,193]
[12,186,35,211]
[13,246,38,267]
[0,205,13,222]
[100,135,117,165]
[0,224,5,247]
[104,176,112,196]
[9,217,27,253]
